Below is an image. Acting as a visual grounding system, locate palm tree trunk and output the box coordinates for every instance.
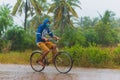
[24,0,28,31]
[0,32,1,37]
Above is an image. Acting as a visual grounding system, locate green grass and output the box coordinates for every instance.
[65,45,120,68]
[0,47,120,69]
[0,50,31,64]
[0,50,53,65]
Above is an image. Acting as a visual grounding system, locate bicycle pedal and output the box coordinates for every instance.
[46,62,50,66]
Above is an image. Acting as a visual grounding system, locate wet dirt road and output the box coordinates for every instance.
[0,64,120,80]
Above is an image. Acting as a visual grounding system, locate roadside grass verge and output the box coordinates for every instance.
[64,45,120,69]
[0,46,120,69]
[0,50,31,64]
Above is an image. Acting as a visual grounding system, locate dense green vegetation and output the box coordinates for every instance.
[0,0,120,68]
[0,50,31,64]
[0,47,120,68]
[65,45,120,68]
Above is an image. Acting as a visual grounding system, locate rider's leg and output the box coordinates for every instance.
[39,50,50,66]
[52,44,57,59]
[37,42,50,66]
[45,42,57,62]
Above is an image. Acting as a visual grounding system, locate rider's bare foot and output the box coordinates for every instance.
[38,61,45,67]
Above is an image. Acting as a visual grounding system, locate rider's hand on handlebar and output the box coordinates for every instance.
[42,37,49,41]
[53,36,60,41]
[56,37,60,40]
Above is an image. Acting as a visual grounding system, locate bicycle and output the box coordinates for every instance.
[30,40,73,74]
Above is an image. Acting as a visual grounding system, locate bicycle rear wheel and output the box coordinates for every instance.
[30,50,45,72]
[54,52,73,73]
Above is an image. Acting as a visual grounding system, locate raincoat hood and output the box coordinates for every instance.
[43,18,50,24]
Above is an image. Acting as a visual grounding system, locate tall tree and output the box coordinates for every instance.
[48,0,81,35]
[27,0,50,30]
[95,10,118,45]
[0,4,13,37]
[75,17,99,28]
[12,0,43,30]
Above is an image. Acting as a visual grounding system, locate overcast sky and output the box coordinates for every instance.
[78,0,120,18]
[0,0,120,18]
[0,0,120,25]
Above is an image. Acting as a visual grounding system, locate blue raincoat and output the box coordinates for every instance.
[36,18,53,43]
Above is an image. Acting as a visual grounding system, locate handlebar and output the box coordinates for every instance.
[44,38,59,43]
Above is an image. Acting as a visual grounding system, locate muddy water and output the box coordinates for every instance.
[0,64,120,80]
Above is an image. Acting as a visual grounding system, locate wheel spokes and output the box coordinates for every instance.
[54,52,73,73]
[30,52,45,72]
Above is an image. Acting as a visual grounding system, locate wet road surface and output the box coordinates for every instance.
[0,64,120,80]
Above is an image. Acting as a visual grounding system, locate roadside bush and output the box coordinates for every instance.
[65,44,113,68]
[83,28,99,45]
[6,26,36,51]
[0,39,5,52]
[113,46,120,65]
[95,22,119,46]
[84,47,112,67]
[64,45,85,66]
[58,27,86,47]
[0,38,12,53]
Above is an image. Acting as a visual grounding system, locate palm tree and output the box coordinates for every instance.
[95,10,117,45]
[12,0,44,30]
[27,14,50,32]
[27,0,50,30]
[0,4,13,37]
[48,0,81,35]
[74,17,99,28]
[97,10,115,24]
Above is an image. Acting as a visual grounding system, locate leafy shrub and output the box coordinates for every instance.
[95,22,119,46]
[0,39,5,52]
[0,4,13,36]
[83,28,99,45]
[64,44,85,66]
[84,47,112,67]
[113,46,120,65]
[65,44,113,67]
[6,26,36,51]
[58,27,86,47]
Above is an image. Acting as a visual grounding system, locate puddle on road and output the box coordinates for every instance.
[0,71,77,80]
[0,64,120,80]
[0,64,77,80]
[30,72,77,80]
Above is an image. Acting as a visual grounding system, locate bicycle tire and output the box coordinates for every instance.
[30,50,45,72]
[54,51,73,73]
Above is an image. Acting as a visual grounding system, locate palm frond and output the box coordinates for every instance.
[47,3,56,14]
[56,7,62,21]
[12,0,22,15]
[66,3,78,18]
[18,2,24,16]
[30,0,42,16]
[71,3,81,9]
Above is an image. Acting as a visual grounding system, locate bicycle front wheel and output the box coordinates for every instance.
[30,50,45,72]
[54,52,73,73]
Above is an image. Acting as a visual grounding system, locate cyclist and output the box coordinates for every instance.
[36,18,60,67]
